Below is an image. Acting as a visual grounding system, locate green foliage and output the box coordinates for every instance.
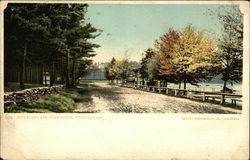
[5,93,75,113]
[105,57,117,80]
[139,48,155,79]
[105,58,134,83]
[6,107,53,113]
[4,4,100,88]
[75,58,93,80]
[5,88,93,113]
[28,94,75,112]
[146,51,160,81]
[58,89,88,102]
[112,59,131,81]
[215,6,243,91]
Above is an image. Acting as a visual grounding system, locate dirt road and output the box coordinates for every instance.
[74,83,240,114]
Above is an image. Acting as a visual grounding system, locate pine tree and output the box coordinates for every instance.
[64,4,100,87]
[139,48,155,79]
[4,4,50,89]
[4,4,100,89]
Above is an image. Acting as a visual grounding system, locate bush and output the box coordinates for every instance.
[5,88,93,113]
[27,94,75,112]
[59,90,83,103]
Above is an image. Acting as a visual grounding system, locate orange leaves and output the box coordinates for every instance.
[156,24,219,85]
[157,28,180,76]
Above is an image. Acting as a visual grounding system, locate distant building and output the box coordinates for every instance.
[82,62,109,80]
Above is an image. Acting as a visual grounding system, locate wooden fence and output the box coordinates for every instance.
[120,83,242,106]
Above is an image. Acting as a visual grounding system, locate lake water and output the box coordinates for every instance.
[167,82,242,94]
[167,82,242,105]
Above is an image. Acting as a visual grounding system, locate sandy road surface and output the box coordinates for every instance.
[74,83,240,114]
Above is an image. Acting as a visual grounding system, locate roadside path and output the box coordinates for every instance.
[74,83,241,114]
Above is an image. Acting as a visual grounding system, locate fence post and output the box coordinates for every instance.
[166,88,169,95]
[174,89,178,96]
[220,94,225,104]
[202,93,205,101]
[137,74,140,88]
[157,80,160,93]
[189,92,193,99]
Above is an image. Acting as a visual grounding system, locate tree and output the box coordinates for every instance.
[156,29,180,85]
[139,48,155,79]
[172,24,219,89]
[75,58,93,84]
[146,52,161,84]
[4,4,49,89]
[105,57,116,83]
[4,4,100,89]
[111,58,131,84]
[63,4,100,87]
[215,6,243,92]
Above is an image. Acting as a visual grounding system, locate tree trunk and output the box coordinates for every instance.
[20,43,27,89]
[184,79,187,90]
[70,54,76,87]
[36,65,39,84]
[17,69,20,83]
[4,59,9,86]
[44,66,47,86]
[50,62,55,86]
[40,65,43,84]
[24,65,26,83]
[66,49,70,88]
[60,57,65,84]
[30,66,32,83]
[178,82,181,89]
[223,80,227,92]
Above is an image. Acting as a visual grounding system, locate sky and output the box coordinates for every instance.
[85,4,235,63]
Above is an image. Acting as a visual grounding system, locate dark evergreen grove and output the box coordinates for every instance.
[4,3,100,89]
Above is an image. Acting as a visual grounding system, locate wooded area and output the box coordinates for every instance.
[4,3,99,89]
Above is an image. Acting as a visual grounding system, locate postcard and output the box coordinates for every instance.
[1,1,249,159]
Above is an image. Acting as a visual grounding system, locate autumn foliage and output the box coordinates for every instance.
[156,28,180,83]
[142,24,219,89]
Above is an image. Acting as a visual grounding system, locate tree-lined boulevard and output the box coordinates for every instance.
[4,4,243,113]
[73,83,240,114]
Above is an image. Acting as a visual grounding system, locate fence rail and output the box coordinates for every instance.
[119,83,242,106]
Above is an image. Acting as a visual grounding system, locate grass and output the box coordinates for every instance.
[5,88,93,113]
[79,79,109,84]
[4,82,44,92]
